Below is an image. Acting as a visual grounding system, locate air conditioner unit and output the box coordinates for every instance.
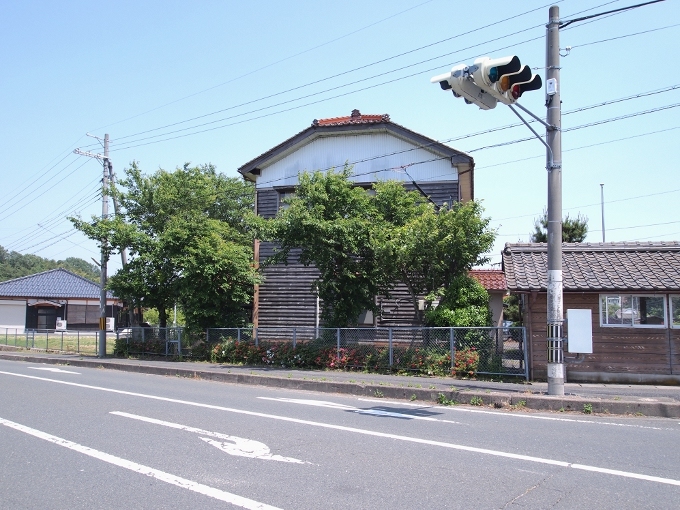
[105,317,115,332]
[55,319,67,331]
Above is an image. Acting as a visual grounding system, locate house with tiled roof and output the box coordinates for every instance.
[469,269,507,328]
[502,242,680,383]
[0,269,121,333]
[238,110,475,329]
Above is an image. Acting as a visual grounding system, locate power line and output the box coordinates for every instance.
[559,0,665,29]
[0,158,95,223]
[80,2,557,149]
[88,0,439,133]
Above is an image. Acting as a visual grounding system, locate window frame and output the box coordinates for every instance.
[599,293,668,329]
[670,295,680,329]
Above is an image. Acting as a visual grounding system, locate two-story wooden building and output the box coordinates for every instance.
[238,110,475,329]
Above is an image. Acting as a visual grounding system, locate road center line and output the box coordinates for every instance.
[0,416,281,510]
[2,369,679,487]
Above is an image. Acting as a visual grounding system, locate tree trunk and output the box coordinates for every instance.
[159,307,167,329]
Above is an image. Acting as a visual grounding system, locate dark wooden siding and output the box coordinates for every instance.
[525,292,677,381]
[405,181,458,208]
[255,181,459,328]
[257,189,279,219]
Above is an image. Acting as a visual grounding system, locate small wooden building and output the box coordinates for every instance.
[503,242,680,384]
[0,269,121,332]
[238,110,475,328]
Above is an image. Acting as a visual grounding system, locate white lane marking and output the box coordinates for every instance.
[358,398,675,431]
[256,397,462,424]
[1,370,679,487]
[110,411,304,464]
[28,366,80,374]
[0,417,282,510]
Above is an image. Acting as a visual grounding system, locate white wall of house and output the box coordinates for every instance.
[489,291,505,328]
[0,299,26,333]
[256,132,458,189]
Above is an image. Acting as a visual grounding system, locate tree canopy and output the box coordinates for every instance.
[70,162,259,330]
[0,246,100,282]
[260,166,496,327]
[530,209,588,243]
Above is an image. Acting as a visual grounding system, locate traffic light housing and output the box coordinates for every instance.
[430,65,498,110]
[472,56,542,104]
[432,55,542,107]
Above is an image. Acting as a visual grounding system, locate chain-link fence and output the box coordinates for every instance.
[0,328,109,355]
[205,326,527,378]
[114,327,183,357]
[1,325,527,378]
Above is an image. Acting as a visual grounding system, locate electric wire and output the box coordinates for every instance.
[8,193,102,253]
[78,1,558,149]
[4,179,103,249]
[89,0,440,132]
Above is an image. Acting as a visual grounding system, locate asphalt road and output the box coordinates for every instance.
[1,359,679,509]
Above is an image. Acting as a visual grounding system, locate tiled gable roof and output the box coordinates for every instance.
[314,110,390,126]
[0,268,114,299]
[469,269,507,291]
[502,242,680,292]
[237,110,471,178]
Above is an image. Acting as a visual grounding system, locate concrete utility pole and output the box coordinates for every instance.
[73,134,111,358]
[545,5,564,396]
[600,183,606,242]
[98,134,110,358]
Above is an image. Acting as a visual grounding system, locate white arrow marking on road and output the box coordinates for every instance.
[0,417,282,510]
[257,397,461,424]
[3,370,679,487]
[27,366,80,374]
[111,411,305,464]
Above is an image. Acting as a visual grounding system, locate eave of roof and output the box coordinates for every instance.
[237,111,472,180]
[469,269,507,291]
[502,241,680,292]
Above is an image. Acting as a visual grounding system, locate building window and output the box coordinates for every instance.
[671,296,680,328]
[278,190,295,210]
[600,294,667,328]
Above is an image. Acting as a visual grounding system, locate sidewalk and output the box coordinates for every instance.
[2,347,679,418]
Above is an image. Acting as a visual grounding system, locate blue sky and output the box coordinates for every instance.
[1,0,678,271]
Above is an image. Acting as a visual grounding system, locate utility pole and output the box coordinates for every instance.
[545,5,564,396]
[98,134,110,358]
[74,134,110,358]
[600,183,606,242]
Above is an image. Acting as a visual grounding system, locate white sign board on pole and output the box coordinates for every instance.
[566,309,593,354]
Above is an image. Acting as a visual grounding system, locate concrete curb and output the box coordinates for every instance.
[2,352,680,418]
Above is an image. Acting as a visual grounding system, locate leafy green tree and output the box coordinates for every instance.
[373,181,495,322]
[71,162,258,330]
[0,246,99,282]
[530,209,588,243]
[261,166,387,327]
[425,274,491,327]
[261,167,496,326]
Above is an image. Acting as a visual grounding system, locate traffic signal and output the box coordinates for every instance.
[471,56,542,104]
[432,55,542,108]
[430,64,498,110]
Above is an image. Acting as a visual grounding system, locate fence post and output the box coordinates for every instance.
[32,330,35,349]
[336,328,340,361]
[450,328,455,371]
[77,330,80,353]
[61,331,64,352]
[292,327,297,349]
[255,327,258,347]
[206,328,209,345]
[522,327,529,381]
[387,328,392,367]
[15,328,17,347]
[237,327,241,342]
[46,330,49,351]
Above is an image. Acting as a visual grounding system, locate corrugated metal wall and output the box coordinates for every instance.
[255,133,457,189]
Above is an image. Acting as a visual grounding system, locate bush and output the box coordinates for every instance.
[454,347,479,377]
